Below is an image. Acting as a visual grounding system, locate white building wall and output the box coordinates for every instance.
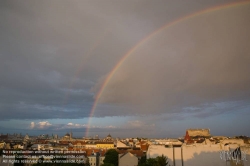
[147,145,174,166]
[182,144,224,166]
[147,144,250,166]
[240,146,250,166]
[174,147,182,166]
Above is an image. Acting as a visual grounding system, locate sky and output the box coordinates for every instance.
[0,0,250,138]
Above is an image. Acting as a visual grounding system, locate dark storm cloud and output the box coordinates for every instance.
[0,102,91,120]
[0,0,244,121]
[95,4,250,117]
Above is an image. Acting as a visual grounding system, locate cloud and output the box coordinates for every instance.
[106,125,116,129]
[127,120,144,127]
[1,0,233,121]
[29,121,117,131]
[30,121,52,129]
[124,120,155,130]
[0,102,92,120]
[30,122,35,129]
[90,74,108,99]
[67,123,74,126]
[37,121,52,129]
[65,123,88,129]
[94,4,250,118]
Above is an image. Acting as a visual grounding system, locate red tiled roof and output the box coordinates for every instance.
[59,141,70,144]
[67,148,107,157]
[71,141,86,145]
[141,144,149,151]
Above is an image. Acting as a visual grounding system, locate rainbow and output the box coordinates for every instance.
[85,1,250,137]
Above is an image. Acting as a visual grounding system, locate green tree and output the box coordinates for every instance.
[138,155,147,166]
[156,154,169,166]
[146,158,158,166]
[138,155,169,166]
[103,149,118,166]
[101,163,114,166]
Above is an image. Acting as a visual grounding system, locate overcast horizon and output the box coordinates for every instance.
[0,0,250,138]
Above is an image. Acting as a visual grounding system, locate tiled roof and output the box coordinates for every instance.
[59,141,70,144]
[117,149,144,157]
[95,142,114,144]
[71,141,86,145]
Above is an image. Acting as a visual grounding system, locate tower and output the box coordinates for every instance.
[70,129,73,140]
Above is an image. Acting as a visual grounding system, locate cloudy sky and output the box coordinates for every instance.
[0,0,250,138]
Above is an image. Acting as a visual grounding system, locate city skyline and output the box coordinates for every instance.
[0,0,250,138]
